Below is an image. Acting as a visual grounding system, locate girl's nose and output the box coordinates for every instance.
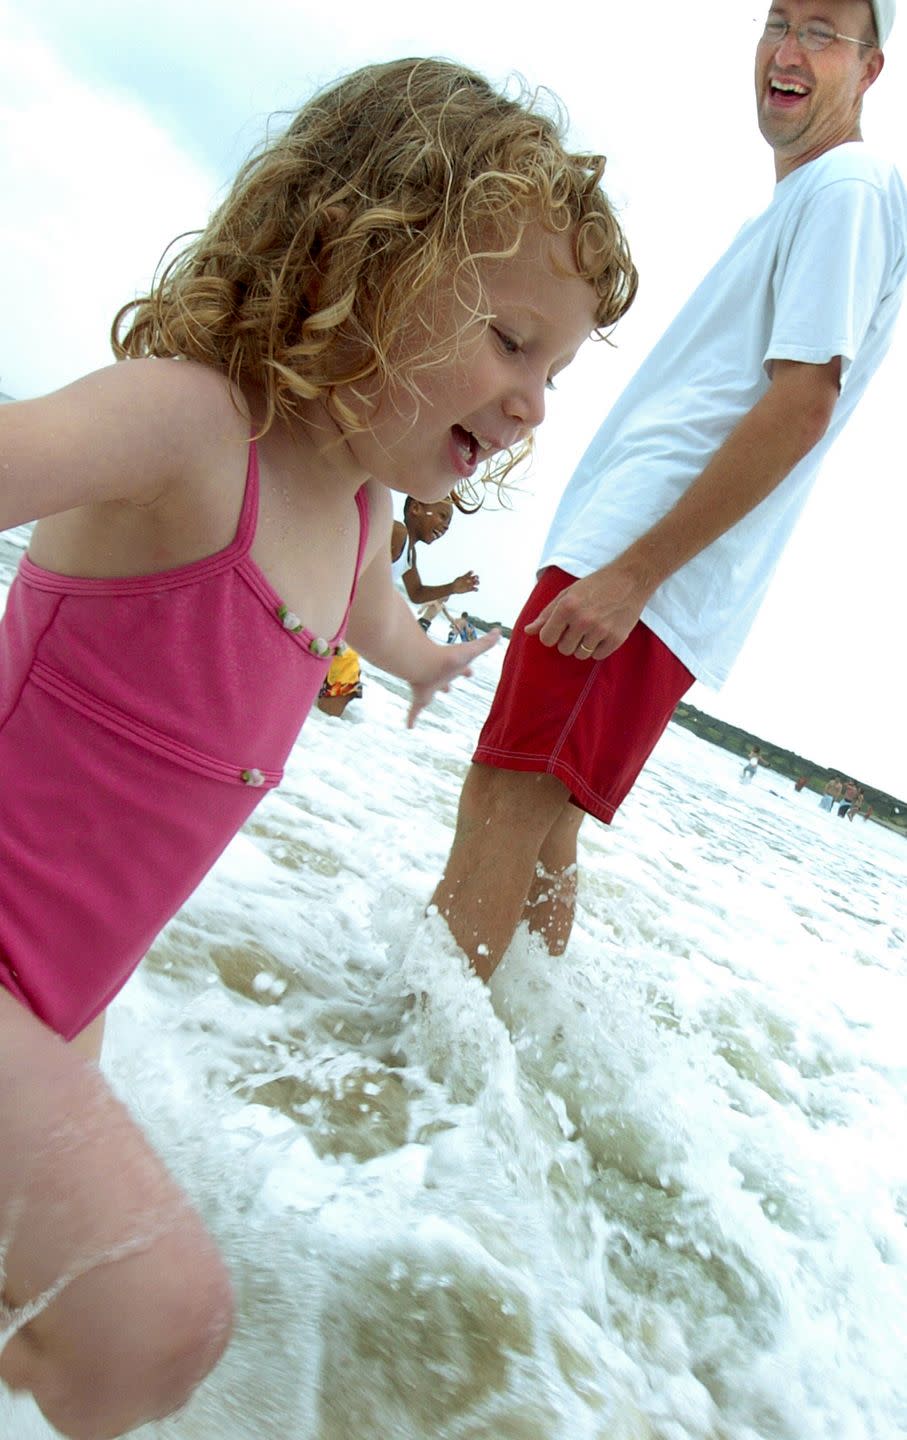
[505,374,546,433]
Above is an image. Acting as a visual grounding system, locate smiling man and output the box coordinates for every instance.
[433,1,905,979]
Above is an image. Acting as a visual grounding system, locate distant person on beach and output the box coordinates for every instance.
[821,777,844,812]
[0,59,637,1438]
[433,1,905,980]
[448,612,480,643]
[459,613,480,642]
[417,598,447,632]
[318,494,479,716]
[741,746,763,784]
[795,775,809,792]
[839,778,860,816]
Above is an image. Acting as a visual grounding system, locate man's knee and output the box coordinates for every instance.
[457,763,570,838]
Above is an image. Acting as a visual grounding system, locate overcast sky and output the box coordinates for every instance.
[1,0,905,797]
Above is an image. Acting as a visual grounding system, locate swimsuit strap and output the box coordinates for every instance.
[232,436,261,558]
[335,485,371,636]
[353,485,370,580]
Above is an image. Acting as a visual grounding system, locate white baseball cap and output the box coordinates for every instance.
[870,0,895,44]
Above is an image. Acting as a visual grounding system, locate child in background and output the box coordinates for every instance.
[741,746,762,784]
[0,57,636,1437]
[318,489,481,715]
[391,494,481,606]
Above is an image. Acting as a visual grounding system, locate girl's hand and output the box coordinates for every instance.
[407,629,500,728]
[452,571,480,594]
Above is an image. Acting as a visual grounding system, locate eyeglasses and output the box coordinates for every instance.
[759,17,875,51]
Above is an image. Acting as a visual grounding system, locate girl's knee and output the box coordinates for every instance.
[17,1235,233,1440]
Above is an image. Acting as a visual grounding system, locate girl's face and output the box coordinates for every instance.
[335,223,599,501]
[406,499,454,544]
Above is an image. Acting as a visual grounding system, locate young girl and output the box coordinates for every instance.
[392,493,481,607]
[0,57,636,1438]
[317,489,480,714]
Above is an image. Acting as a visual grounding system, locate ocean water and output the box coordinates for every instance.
[2,527,907,1440]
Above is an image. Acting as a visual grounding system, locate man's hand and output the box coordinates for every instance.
[524,359,842,665]
[523,566,649,661]
[407,628,499,727]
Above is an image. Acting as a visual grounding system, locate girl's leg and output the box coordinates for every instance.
[70,1010,106,1063]
[0,988,233,1440]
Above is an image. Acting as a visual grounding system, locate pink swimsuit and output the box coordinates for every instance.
[0,441,369,1040]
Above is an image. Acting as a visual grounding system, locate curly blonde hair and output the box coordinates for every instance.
[113,57,637,485]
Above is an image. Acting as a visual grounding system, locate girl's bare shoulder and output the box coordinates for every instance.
[0,360,248,529]
[362,480,395,567]
[70,358,250,468]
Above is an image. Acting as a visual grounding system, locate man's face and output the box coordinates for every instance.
[755,1,883,177]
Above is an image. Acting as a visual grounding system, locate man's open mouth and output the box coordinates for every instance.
[769,78,810,102]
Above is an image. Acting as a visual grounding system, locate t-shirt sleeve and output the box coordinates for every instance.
[765,177,890,386]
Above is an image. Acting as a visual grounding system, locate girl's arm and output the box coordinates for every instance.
[0,360,230,530]
[401,566,480,605]
[347,490,497,727]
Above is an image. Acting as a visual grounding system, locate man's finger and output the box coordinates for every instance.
[538,611,577,649]
[589,632,625,663]
[556,629,585,656]
[523,602,556,635]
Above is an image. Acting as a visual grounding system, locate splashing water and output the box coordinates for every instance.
[2,528,907,1438]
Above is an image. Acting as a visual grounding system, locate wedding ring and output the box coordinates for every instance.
[577,641,595,654]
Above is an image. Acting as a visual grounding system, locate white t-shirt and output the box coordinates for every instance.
[541,144,907,688]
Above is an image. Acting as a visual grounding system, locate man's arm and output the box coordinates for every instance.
[526,357,841,659]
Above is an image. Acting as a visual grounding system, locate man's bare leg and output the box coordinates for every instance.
[523,804,585,957]
[0,988,233,1439]
[431,764,574,980]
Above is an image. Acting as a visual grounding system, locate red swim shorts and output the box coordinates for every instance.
[474,567,694,824]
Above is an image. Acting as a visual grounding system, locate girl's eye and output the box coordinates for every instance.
[545,378,557,393]
[493,327,521,355]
